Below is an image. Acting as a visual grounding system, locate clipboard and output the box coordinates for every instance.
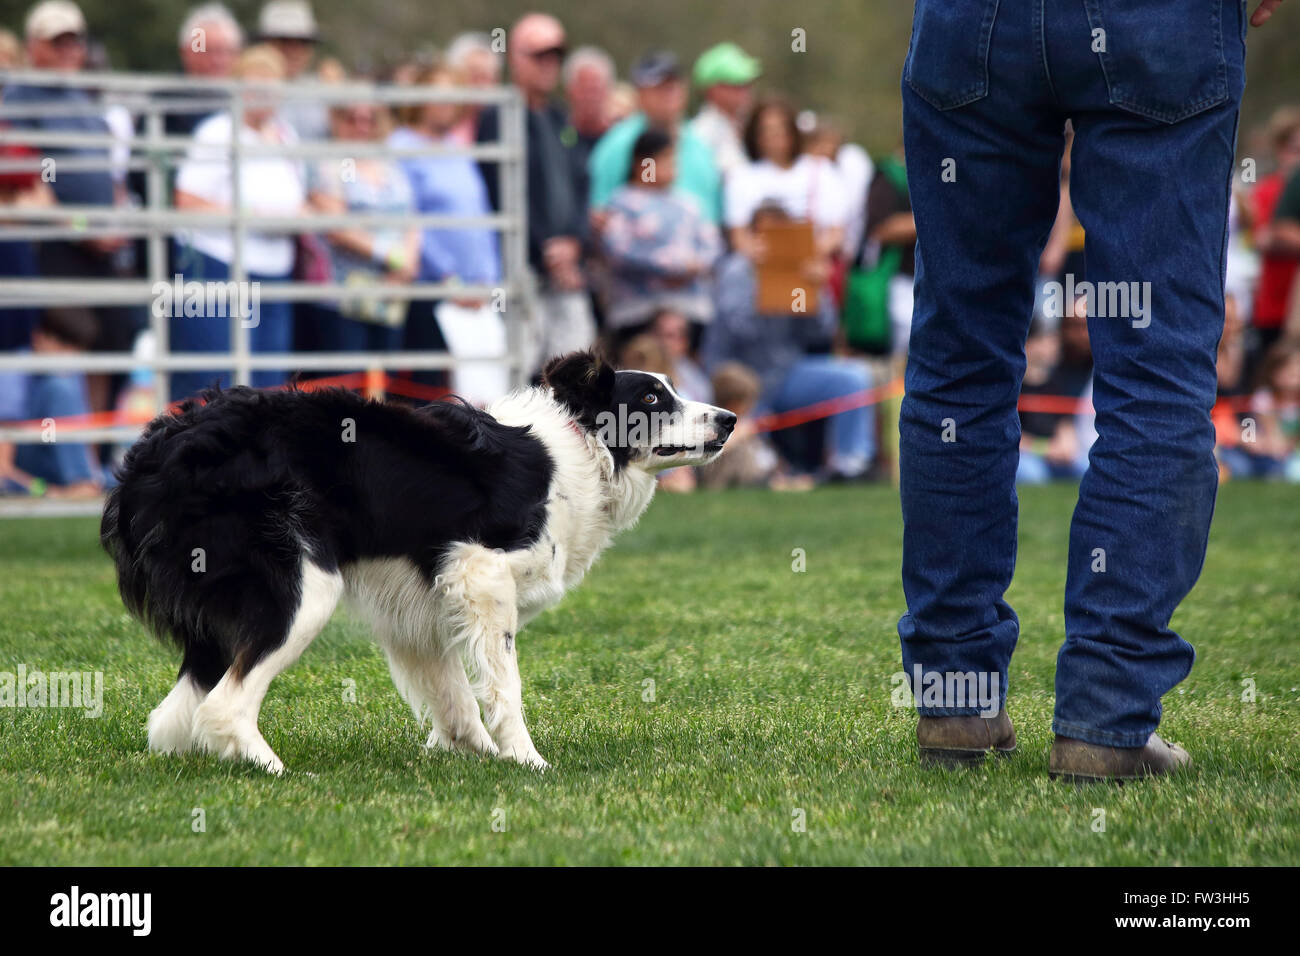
[755,219,819,316]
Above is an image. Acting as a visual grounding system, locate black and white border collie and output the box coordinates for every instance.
[101,350,735,773]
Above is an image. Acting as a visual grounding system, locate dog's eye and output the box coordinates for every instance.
[642,392,658,405]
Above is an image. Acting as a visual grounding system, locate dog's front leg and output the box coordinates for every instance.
[442,544,549,771]
[383,643,498,757]
[478,626,549,771]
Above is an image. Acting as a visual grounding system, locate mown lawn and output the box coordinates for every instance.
[0,483,1296,865]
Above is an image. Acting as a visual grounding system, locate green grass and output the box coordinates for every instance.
[1,484,1297,865]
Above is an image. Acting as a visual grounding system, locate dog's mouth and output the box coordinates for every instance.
[653,440,726,457]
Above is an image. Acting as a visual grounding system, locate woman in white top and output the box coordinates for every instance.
[724,96,847,287]
[170,44,306,399]
[710,98,876,482]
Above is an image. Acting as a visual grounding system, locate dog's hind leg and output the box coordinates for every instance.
[440,544,548,770]
[383,644,497,757]
[192,559,343,774]
[147,675,207,754]
[147,640,232,754]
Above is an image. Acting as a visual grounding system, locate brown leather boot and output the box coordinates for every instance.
[1049,733,1190,783]
[917,710,1016,767]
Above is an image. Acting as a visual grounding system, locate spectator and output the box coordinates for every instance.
[445,32,502,146]
[0,27,23,67]
[1214,292,1253,477]
[1017,307,1093,484]
[7,0,142,411]
[603,82,636,128]
[0,308,102,498]
[688,42,760,182]
[0,98,56,350]
[702,203,875,483]
[8,0,117,229]
[390,62,504,398]
[697,361,781,490]
[166,4,243,135]
[804,115,874,260]
[650,307,711,402]
[257,0,328,140]
[179,4,241,79]
[171,43,305,399]
[561,45,615,219]
[857,145,915,354]
[726,96,846,277]
[617,330,671,377]
[1251,108,1300,366]
[588,50,722,224]
[597,127,721,348]
[1222,339,1300,480]
[477,13,594,373]
[84,41,134,206]
[309,84,419,356]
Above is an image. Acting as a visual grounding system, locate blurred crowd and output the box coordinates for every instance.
[1,1,1298,499]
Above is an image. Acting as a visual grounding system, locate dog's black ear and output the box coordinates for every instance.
[542,349,615,424]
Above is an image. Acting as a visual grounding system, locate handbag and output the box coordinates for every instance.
[841,156,908,354]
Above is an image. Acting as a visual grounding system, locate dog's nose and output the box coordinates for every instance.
[715,411,737,437]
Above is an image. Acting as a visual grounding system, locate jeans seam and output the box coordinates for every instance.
[1036,0,1060,107]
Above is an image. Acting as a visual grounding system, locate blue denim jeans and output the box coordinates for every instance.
[771,355,876,478]
[898,0,1246,746]
[168,243,293,401]
[14,372,97,486]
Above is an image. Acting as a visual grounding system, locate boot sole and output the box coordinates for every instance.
[1049,771,1135,785]
[1049,766,1184,785]
[920,746,1016,768]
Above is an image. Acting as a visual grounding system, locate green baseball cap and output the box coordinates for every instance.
[692,42,761,88]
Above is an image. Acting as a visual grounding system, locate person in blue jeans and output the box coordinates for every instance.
[0,309,102,497]
[899,0,1283,782]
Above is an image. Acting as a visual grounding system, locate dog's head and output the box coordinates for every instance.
[543,350,736,472]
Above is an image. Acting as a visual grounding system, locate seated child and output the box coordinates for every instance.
[1221,338,1300,480]
[0,309,103,498]
[698,361,783,490]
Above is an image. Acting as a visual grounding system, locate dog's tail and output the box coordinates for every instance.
[101,399,229,689]
[100,404,192,636]
[101,389,306,690]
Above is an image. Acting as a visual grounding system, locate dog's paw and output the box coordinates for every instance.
[426,723,499,757]
[256,752,286,776]
[501,746,551,772]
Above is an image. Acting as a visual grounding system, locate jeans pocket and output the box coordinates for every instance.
[1084,0,1230,124]
[903,0,1000,110]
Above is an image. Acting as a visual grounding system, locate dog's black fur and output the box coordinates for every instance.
[101,385,554,691]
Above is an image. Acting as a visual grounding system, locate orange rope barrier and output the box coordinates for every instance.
[291,372,369,393]
[1,369,1262,438]
[752,379,905,433]
[379,376,451,402]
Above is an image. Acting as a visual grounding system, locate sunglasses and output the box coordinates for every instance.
[526,45,567,61]
[49,32,87,48]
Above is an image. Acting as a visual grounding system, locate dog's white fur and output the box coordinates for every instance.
[147,381,726,773]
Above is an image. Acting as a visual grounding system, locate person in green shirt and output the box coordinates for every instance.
[587,50,722,224]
